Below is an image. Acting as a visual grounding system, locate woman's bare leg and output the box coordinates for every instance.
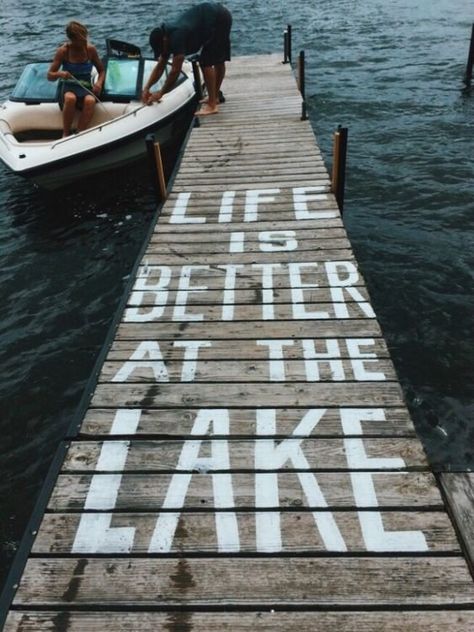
[77,95,96,132]
[62,92,77,136]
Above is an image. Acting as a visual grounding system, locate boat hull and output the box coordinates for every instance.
[20,100,195,190]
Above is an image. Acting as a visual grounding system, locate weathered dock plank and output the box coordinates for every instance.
[106,338,389,359]
[79,407,417,437]
[90,382,405,408]
[440,473,474,565]
[33,511,459,554]
[48,472,443,511]
[6,611,474,632]
[116,320,383,339]
[12,558,474,607]
[62,438,428,471]
[99,358,396,382]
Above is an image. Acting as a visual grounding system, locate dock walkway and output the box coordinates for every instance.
[3,54,474,630]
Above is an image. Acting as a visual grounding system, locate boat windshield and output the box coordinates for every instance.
[10,63,58,103]
[102,58,183,102]
[10,58,185,104]
[103,58,141,99]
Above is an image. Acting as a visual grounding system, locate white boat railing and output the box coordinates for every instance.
[48,99,183,151]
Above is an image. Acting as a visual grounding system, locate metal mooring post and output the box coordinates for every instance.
[464,23,474,86]
[298,50,308,121]
[331,125,348,215]
[145,133,167,202]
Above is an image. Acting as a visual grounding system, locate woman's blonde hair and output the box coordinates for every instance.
[66,21,88,43]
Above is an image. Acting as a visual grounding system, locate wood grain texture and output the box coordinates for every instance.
[48,471,443,511]
[13,557,474,607]
[33,511,459,554]
[123,301,375,322]
[90,382,404,409]
[106,338,389,360]
[62,438,428,472]
[79,407,416,437]
[440,473,474,564]
[98,358,395,382]
[116,320,383,339]
[6,611,474,632]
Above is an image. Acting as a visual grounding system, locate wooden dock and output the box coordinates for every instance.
[3,54,474,630]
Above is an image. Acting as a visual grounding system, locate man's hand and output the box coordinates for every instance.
[144,90,163,105]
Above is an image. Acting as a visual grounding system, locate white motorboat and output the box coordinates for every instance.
[0,39,197,189]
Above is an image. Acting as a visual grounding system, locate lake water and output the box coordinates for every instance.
[1,0,473,592]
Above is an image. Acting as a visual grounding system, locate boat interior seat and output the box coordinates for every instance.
[2,102,131,140]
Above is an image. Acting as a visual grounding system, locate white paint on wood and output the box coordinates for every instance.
[303,339,345,381]
[252,263,281,320]
[218,264,243,320]
[343,410,428,552]
[256,339,294,381]
[173,265,209,322]
[331,286,376,318]
[112,341,169,383]
[125,265,171,322]
[229,231,245,253]
[71,410,141,553]
[169,191,205,224]
[346,339,386,380]
[112,340,212,383]
[255,409,346,552]
[293,186,336,220]
[258,230,298,252]
[218,190,236,223]
[166,187,338,225]
[244,188,280,222]
[125,260,372,323]
[148,409,240,553]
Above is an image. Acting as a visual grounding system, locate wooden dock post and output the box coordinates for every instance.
[464,23,474,86]
[145,134,167,201]
[283,24,292,64]
[332,124,348,214]
[297,50,308,121]
[2,53,474,631]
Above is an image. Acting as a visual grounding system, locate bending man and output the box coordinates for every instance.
[143,2,232,116]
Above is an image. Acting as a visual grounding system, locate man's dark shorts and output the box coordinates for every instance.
[199,4,232,67]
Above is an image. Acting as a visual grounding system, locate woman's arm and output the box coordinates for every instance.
[47,45,70,81]
[89,44,105,94]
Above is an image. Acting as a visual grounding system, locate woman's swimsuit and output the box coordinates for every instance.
[60,45,94,108]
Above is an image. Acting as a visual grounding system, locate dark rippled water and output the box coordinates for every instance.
[1,0,473,592]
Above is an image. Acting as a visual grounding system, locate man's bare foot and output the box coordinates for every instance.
[196,103,218,116]
[199,97,209,104]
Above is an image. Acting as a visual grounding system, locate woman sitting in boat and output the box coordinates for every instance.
[47,21,105,137]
